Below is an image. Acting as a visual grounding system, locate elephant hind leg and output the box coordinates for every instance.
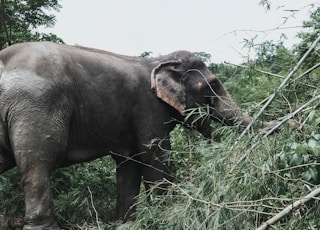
[0,154,16,174]
[20,162,58,230]
[10,111,68,230]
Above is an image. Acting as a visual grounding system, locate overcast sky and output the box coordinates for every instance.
[42,0,318,63]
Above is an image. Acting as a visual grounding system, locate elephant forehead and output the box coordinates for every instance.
[163,51,201,65]
[169,50,194,58]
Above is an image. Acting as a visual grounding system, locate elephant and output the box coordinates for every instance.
[0,42,281,229]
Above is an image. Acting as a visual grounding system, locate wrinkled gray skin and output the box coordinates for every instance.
[0,42,276,229]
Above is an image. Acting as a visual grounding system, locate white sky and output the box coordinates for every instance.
[41,0,318,63]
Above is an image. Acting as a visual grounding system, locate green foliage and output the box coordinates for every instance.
[273,117,320,186]
[52,157,117,228]
[169,125,209,181]
[0,0,63,49]
[194,52,212,65]
[294,7,320,69]
[140,51,153,57]
[255,41,297,74]
[258,0,271,11]
[0,169,24,229]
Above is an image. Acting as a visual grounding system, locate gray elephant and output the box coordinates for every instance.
[0,42,279,229]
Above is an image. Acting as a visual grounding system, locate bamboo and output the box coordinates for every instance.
[256,186,320,230]
[231,94,320,172]
[231,33,320,172]
[239,33,320,139]
[225,62,284,79]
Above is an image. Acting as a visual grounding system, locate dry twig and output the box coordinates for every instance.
[87,186,101,230]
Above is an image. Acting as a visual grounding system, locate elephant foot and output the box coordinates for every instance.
[23,222,61,230]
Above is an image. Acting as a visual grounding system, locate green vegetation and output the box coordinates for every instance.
[0,0,63,50]
[129,34,320,228]
[1,1,320,229]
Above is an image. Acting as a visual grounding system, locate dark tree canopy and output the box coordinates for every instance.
[0,0,63,50]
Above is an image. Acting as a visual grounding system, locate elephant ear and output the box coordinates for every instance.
[151,60,186,115]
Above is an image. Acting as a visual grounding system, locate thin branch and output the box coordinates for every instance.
[87,186,101,230]
[256,186,320,230]
[292,62,320,83]
[269,162,320,174]
[163,178,222,208]
[216,26,304,41]
[225,62,284,79]
[110,150,173,179]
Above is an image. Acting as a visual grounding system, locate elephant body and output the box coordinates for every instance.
[0,42,270,229]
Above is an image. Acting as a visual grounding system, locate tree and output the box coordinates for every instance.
[194,51,212,65]
[140,51,153,57]
[0,0,63,50]
[255,40,296,74]
[294,7,320,69]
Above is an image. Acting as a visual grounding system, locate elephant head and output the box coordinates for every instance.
[151,51,275,137]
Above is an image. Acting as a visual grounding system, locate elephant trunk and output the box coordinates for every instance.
[209,77,276,129]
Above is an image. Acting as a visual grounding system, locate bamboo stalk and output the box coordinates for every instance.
[261,94,320,138]
[231,94,320,172]
[256,186,320,230]
[248,94,320,151]
[292,62,320,83]
[238,33,320,139]
[225,62,284,79]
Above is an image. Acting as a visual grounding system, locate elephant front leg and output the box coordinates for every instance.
[113,155,142,221]
[140,139,173,195]
[142,156,173,195]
